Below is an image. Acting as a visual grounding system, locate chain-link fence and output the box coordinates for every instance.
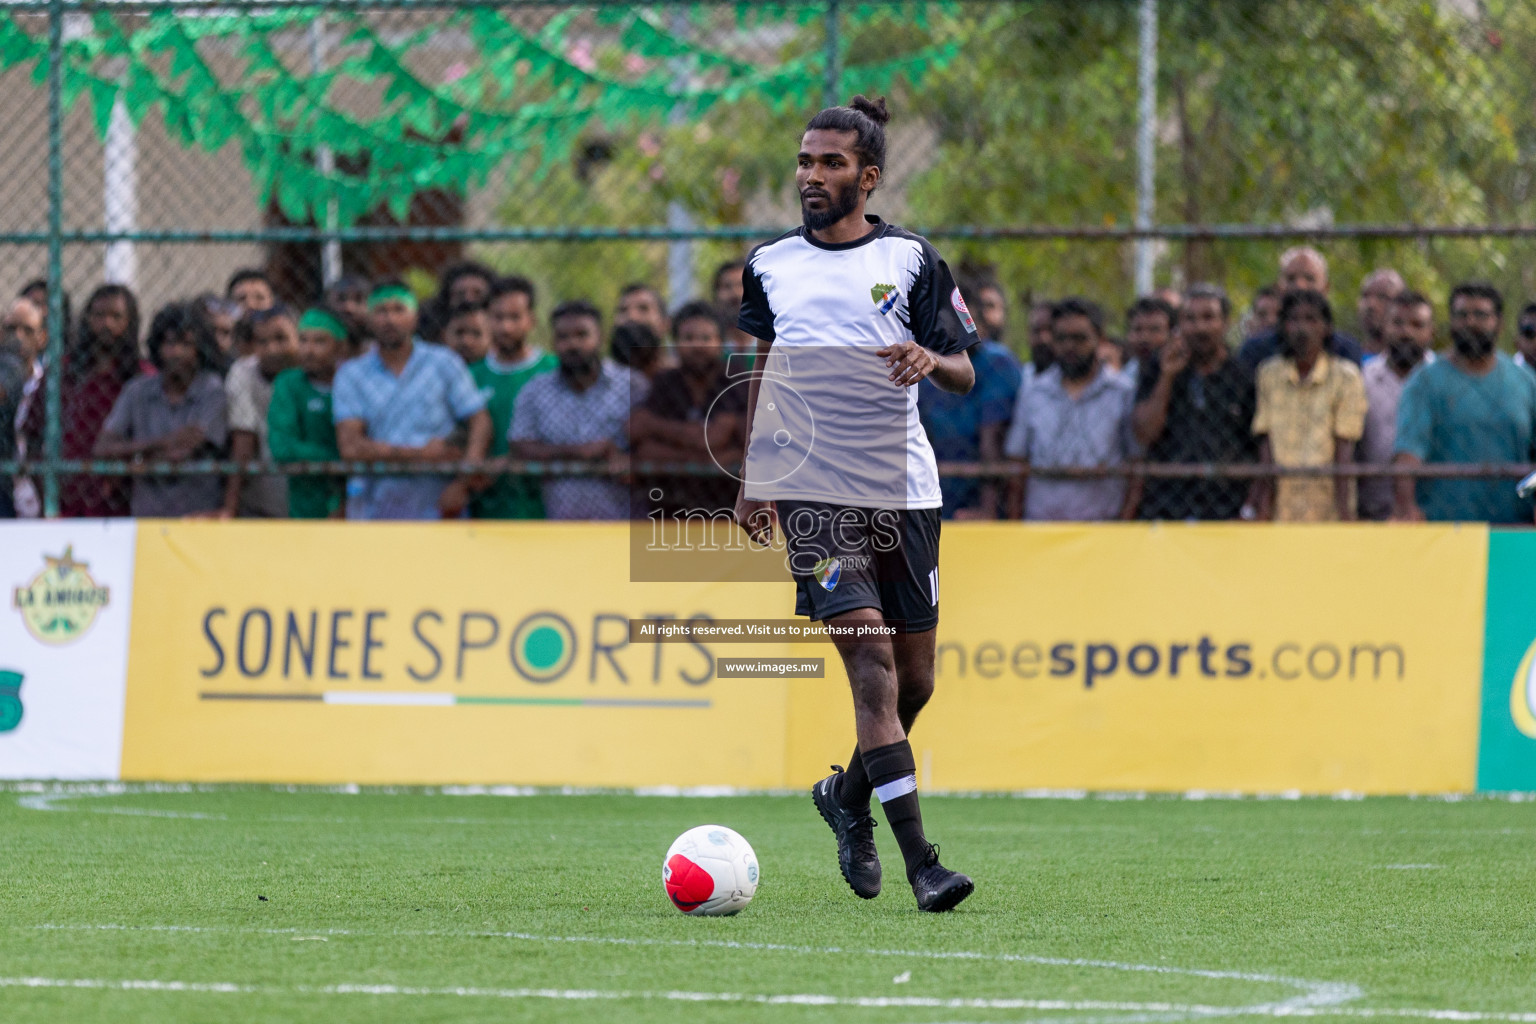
[2,0,1536,524]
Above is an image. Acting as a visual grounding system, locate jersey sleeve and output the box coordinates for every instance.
[906,242,978,356]
[736,251,776,342]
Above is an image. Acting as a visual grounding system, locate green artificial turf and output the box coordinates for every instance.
[0,784,1533,1023]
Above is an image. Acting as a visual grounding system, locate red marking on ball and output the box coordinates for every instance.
[664,853,715,912]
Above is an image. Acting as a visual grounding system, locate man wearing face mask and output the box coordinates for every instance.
[1393,282,1536,523]
[1004,297,1140,521]
[509,300,648,520]
[1357,291,1435,520]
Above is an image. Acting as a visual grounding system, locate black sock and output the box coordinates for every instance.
[861,739,932,883]
[835,745,873,811]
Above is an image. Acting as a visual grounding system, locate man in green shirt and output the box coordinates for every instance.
[268,306,354,518]
[471,275,556,519]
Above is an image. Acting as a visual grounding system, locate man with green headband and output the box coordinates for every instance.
[268,306,354,517]
[333,279,491,519]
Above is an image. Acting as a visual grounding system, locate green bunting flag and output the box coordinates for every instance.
[0,4,963,226]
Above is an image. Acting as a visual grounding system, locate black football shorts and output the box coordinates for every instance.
[775,499,940,633]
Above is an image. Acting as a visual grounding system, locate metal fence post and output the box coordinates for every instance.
[1133,0,1158,297]
[824,0,841,109]
[42,0,65,519]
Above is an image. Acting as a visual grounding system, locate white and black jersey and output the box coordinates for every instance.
[736,216,978,509]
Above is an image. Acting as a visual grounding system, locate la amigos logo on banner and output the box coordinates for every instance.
[12,546,111,646]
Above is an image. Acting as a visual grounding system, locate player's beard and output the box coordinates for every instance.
[800,180,862,232]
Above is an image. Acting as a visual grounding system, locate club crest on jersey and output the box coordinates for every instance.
[870,282,900,316]
[951,287,977,333]
[812,557,841,591]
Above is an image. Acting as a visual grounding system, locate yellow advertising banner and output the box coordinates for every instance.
[783,523,1486,794]
[123,522,792,786]
[125,522,1488,793]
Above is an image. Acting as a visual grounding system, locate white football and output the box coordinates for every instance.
[663,824,759,916]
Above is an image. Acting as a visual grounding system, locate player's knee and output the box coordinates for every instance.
[897,676,933,724]
[843,647,898,716]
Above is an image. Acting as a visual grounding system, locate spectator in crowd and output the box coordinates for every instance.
[421,260,496,343]
[1356,268,1406,359]
[971,276,1009,343]
[1357,290,1435,520]
[268,306,357,519]
[1004,298,1139,521]
[630,300,745,517]
[93,302,228,518]
[1132,284,1257,520]
[23,283,144,517]
[1394,283,1536,523]
[1122,295,1177,384]
[190,293,239,377]
[471,275,556,520]
[1026,300,1054,372]
[5,298,46,516]
[222,305,301,518]
[0,312,27,517]
[1153,287,1184,313]
[713,260,753,355]
[333,279,491,520]
[510,299,647,520]
[616,283,671,341]
[18,278,70,345]
[1251,290,1367,522]
[1513,301,1536,374]
[1097,334,1126,373]
[227,268,275,315]
[919,278,1022,519]
[1245,285,1280,338]
[611,321,669,380]
[1238,248,1363,371]
[444,301,492,367]
[324,273,373,333]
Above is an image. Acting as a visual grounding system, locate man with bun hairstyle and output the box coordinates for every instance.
[736,94,978,912]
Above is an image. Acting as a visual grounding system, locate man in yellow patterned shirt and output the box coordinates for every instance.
[1252,290,1368,522]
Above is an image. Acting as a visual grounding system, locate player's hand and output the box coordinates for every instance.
[876,340,938,388]
[1161,335,1190,377]
[735,494,777,547]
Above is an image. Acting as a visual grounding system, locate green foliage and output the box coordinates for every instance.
[0,4,959,230]
[908,0,1536,323]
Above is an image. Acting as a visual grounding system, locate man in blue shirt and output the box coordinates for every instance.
[1393,282,1536,523]
[333,280,491,519]
[918,330,1021,519]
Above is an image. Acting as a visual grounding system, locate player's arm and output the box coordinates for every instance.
[734,335,777,546]
[877,342,974,392]
[885,245,978,393]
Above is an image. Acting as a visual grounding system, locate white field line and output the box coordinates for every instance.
[5,781,1536,802]
[29,921,1355,1012]
[2,975,1535,1022]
